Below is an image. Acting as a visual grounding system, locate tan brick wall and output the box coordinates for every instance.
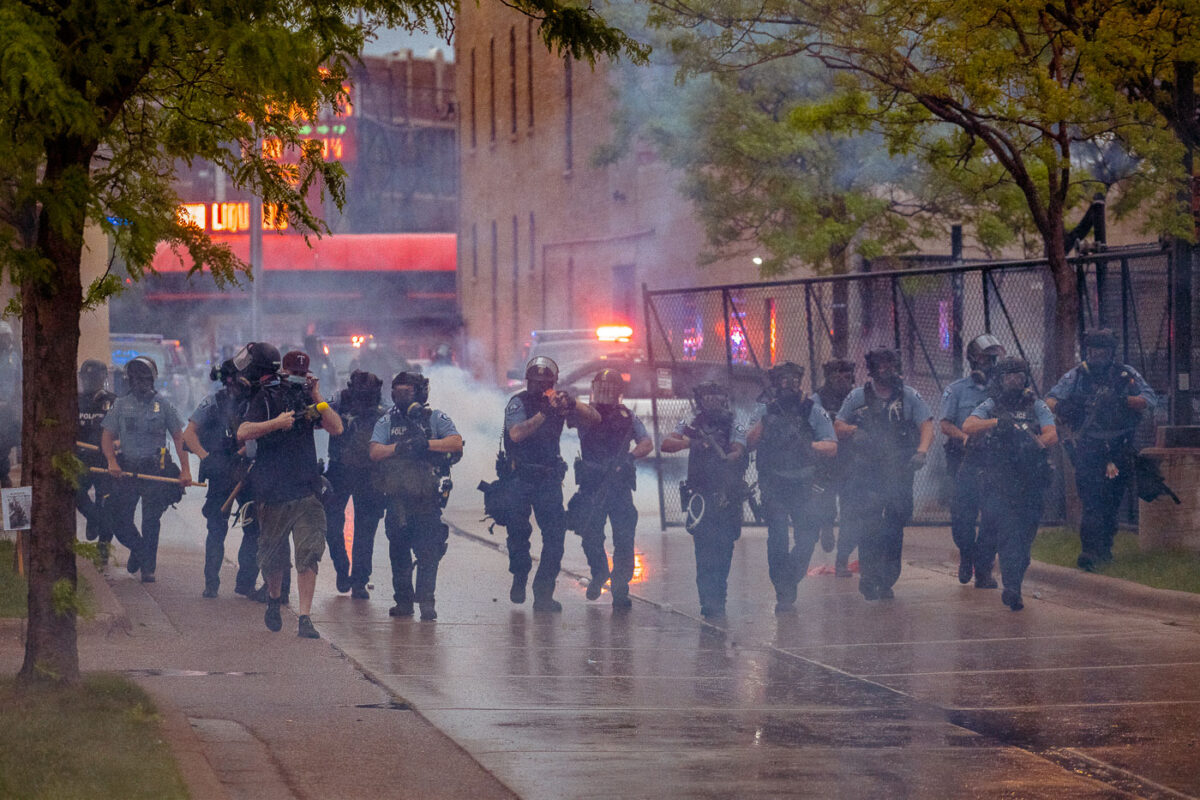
[455,5,763,382]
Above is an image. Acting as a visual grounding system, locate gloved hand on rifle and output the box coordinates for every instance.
[548,391,576,417]
[397,427,429,457]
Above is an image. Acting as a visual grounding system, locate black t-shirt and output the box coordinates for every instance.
[243,383,322,504]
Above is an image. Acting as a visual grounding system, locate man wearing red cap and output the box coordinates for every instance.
[238,348,343,639]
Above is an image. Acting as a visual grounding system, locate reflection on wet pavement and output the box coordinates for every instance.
[313,518,1200,800]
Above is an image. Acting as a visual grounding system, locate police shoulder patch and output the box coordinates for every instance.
[506,397,523,413]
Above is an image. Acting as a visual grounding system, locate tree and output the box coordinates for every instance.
[643,0,1159,378]
[0,0,643,685]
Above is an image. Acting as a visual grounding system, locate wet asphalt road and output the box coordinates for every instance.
[307,503,1200,800]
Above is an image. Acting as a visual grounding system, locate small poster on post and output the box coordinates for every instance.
[2,486,32,531]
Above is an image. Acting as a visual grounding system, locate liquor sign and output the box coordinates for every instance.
[178,202,289,233]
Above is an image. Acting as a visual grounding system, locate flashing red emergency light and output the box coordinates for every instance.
[596,325,634,342]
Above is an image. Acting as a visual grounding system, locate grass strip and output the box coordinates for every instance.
[0,674,188,799]
[0,539,26,617]
[1033,527,1200,594]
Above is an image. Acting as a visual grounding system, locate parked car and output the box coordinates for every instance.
[506,327,641,390]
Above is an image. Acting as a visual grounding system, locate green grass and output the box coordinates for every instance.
[0,674,188,799]
[0,539,27,617]
[0,539,97,619]
[1033,527,1200,594]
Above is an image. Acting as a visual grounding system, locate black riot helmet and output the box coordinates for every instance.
[79,359,108,394]
[126,356,158,398]
[209,358,238,385]
[994,357,1034,404]
[768,362,805,396]
[822,358,855,381]
[864,347,902,390]
[525,356,558,394]
[591,368,627,406]
[391,370,429,406]
[693,381,731,415]
[346,370,383,406]
[966,334,1006,382]
[233,342,282,383]
[1083,328,1118,370]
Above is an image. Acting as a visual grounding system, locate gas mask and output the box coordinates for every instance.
[528,378,555,397]
[392,384,415,407]
[1086,347,1114,371]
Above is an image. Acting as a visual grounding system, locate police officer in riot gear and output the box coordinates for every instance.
[76,359,116,561]
[661,382,749,620]
[834,349,933,601]
[503,356,600,612]
[369,371,462,620]
[939,334,1006,587]
[813,359,856,573]
[1047,329,1155,571]
[183,359,255,597]
[570,369,653,609]
[747,363,837,613]
[239,348,343,639]
[102,356,192,582]
[325,370,387,598]
[963,358,1058,610]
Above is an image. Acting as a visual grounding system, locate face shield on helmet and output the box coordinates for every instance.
[233,342,282,384]
[768,362,805,397]
[525,356,559,395]
[966,334,1006,381]
[79,359,108,394]
[693,382,731,415]
[391,371,429,408]
[126,356,158,398]
[1083,329,1117,370]
[865,348,901,390]
[591,369,627,406]
[994,357,1032,403]
[347,370,383,406]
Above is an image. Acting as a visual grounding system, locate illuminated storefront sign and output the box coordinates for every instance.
[177,202,289,233]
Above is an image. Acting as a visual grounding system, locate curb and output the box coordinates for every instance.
[1026,559,1200,618]
[143,685,231,800]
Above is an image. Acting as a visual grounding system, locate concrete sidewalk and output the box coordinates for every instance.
[0,494,518,800]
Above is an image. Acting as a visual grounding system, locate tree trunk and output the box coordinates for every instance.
[1044,218,1080,388]
[18,140,90,686]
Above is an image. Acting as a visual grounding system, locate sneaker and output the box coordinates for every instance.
[85,526,98,542]
[297,615,319,639]
[585,570,609,601]
[958,554,973,584]
[126,550,141,575]
[510,574,527,604]
[859,581,880,601]
[389,602,414,617]
[974,574,998,589]
[774,600,796,615]
[350,585,370,600]
[419,601,437,621]
[834,561,853,578]
[1002,588,1024,611]
[611,594,633,610]
[140,572,156,584]
[233,584,254,597]
[819,527,835,554]
[264,599,282,632]
[878,587,895,600]
[336,573,352,594]
[1077,553,1098,572]
[202,587,218,598]
[532,597,562,613]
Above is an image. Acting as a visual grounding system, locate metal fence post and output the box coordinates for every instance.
[642,283,668,530]
[805,284,817,394]
[1172,240,1193,424]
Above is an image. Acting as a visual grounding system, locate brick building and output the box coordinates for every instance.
[454,7,761,382]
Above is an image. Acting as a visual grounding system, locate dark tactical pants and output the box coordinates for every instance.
[690,497,742,616]
[1073,443,1129,563]
[384,503,449,605]
[577,487,638,598]
[760,479,819,604]
[843,475,913,595]
[983,485,1044,596]
[107,456,180,575]
[201,473,273,595]
[947,452,998,577]
[76,470,113,546]
[324,463,386,588]
[505,472,567,601]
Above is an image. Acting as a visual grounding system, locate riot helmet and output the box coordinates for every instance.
[994,357,1033,405]
[864,348,902,392]
[525,356,558,395]
[233,342,281,383]
[209,358,238,385]
[126,356,158,399]
[966,334,1006,383]
[591,368,627,406]
[822,358,856,396]
[1083,328,1118,370]
[693,381,731,415]
[768,362,805,397]
[346,370,383,407]
[391,370,429,407]
[79,359,108,394]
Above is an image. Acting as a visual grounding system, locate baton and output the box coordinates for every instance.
[89,466,204,487]
[76,441,100,451]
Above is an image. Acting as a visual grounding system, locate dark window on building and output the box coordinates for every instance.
[489,38,496,144]
[526,20,535,129]
[469,48,477,149]
[613,264,636,323]
[509,27,517,135]
[471,223,478,277]
[564,56,573,171]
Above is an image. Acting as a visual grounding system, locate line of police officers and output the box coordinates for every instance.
[75,326,1153,627]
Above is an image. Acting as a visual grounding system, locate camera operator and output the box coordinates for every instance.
[238,349,343,639]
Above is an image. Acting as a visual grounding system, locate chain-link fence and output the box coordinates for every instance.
[644,245,1172,529]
